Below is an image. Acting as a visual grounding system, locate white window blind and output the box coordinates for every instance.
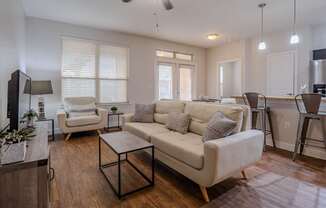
[61,38,128,103]
[99,45,128,103]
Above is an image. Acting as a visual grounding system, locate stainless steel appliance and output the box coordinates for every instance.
[310,50,326,97]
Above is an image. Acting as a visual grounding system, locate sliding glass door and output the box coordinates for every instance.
[157,63,194,101]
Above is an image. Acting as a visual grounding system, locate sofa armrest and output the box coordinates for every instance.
[121,113,134,126]
[57,110,68,131]
[204,130,264,185]
[97,107,108,127]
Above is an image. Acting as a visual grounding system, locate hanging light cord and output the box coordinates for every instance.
[293,0,297,33]
[261,5,264,41]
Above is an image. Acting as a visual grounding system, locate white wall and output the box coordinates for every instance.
[0,0,26,130]
[206,27,315,97]
[206,40,246,98]
[26,17,206,132]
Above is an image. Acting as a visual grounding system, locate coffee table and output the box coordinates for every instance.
[99,131,155,198]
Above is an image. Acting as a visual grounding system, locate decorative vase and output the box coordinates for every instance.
[27,118,34,128]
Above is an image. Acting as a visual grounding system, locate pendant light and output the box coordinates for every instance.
[153,12,159,33]
[258,3,267,50]
[290,0,300,44]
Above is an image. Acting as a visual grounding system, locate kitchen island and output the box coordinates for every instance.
[233,95,326,160]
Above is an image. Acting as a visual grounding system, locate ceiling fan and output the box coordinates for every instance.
[122,0,174,11]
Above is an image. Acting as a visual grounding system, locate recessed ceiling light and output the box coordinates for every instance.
[207,34,220,40]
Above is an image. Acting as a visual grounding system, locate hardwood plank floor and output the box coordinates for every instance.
[49,132,326,208]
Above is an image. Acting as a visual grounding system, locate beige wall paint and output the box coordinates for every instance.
[206,40,246,98]
[0,0,26,130]
[26,17,206,132]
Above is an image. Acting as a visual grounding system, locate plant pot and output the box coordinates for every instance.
[27,119,34,128]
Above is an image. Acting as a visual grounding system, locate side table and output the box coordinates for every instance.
[107,112,124,132]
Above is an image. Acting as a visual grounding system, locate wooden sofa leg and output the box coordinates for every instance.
[241,170,247,180]
[199,186,210,202]
[96,130,102,135]
[65,133,72,141]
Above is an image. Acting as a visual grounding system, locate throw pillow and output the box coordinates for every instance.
[202,112,237,142]
[133,104,155,123]
[166,112,191,134]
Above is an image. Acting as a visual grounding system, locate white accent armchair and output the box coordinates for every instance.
[57,97,108,141]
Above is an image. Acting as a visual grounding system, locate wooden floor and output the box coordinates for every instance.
[49,132,326,208]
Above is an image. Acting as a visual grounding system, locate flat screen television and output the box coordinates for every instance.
[7,70,32,131]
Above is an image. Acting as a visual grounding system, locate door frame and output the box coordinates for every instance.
[216,59,242,98]
[266,50,298,96]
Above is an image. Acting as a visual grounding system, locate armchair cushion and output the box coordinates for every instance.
[66,115,101,127]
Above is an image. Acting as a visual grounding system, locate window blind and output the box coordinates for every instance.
[61,38,128,103]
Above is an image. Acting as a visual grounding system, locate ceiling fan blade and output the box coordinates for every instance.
[122,0,132,3]
[161,0,173,10]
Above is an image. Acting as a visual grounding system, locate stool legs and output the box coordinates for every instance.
[252,111,259,129]
[293,115,304,161]
[266,110,276,148]
[299,118,310,155]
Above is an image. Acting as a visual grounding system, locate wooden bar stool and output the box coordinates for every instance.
[292,93,326,161]
[243,92,276,150]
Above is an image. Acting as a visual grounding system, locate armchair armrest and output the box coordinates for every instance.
[121,113,134,126]
[97,107,108,127]
[203,130,264,186]
[57,110,68,131]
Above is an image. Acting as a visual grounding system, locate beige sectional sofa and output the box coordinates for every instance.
[122,100,264,202]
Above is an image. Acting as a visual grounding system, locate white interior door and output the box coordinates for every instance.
[267,51,296,96]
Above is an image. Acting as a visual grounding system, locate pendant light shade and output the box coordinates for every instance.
[290,0,300,44]
[258,3,267,50]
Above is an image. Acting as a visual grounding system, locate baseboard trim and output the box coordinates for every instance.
[266,138,326,160]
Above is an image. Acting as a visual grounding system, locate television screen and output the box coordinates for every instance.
[7,70,31,131]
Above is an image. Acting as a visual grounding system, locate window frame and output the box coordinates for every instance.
[61,37,129,104]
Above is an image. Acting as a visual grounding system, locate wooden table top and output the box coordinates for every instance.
[100,131,153,154]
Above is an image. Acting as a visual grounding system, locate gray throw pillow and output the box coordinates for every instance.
[202,112,237,142]
[166,112,191,134]
[133,104,155,123]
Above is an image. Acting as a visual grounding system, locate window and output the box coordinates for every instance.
[157,63,194,101]
[156,50,193,61]
[62,38,128,103]
[158,64,173,100]
[156,50,174,59]
[175,53,193,61]
[219,66,224,98]
[179,65,192,100]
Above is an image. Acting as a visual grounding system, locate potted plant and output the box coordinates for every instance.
[110,106,118,114]
[22,109,38,128]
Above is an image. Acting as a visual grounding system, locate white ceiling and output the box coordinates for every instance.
[22,0,326,48]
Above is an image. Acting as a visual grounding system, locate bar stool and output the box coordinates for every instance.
[292,93,326,161]
[242,92,276,149]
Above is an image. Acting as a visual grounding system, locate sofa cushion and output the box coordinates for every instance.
[202,112,237,142]
[166,112,191,134]
[154,101,185,125]
[66,115,101,127]
[184,102,244,135]
[151,132,204,169]
[133,104,155,123]
[123,122,169,141]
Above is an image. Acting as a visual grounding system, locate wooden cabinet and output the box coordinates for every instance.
[0,124,51,208]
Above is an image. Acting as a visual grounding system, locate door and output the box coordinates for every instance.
[157,63,194,100]
[267,51,296,96]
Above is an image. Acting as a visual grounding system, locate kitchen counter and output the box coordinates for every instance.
[232,95,326,102]
[232,95,326,160]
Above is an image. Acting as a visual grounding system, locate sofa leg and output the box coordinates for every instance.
[96,130,102,135]
[199,186,210,202]
[241,170,247,180]
[65,133,72,141]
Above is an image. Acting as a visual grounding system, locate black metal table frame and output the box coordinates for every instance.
[99,136,155,199]
[107,113,124,131]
